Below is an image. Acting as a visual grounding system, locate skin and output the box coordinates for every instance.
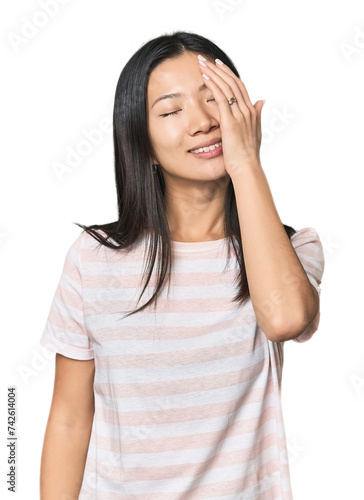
[147,52,319,340]
[147,51,231,242]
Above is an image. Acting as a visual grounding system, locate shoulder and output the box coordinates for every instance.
[290,226,322,249]
[290,226,325,283]
[72,228,109,250]
[67,229,107,267]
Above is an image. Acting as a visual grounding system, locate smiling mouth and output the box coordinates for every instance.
[188,142,223,159]
[189,140,222,154]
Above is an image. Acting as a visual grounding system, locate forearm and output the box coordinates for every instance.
[40,419,93,499]
[230,161,318,341]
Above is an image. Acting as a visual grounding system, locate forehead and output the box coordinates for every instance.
[147,52,209,100]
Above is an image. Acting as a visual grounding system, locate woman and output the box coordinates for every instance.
[40,31,325,499]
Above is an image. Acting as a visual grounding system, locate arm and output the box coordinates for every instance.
[196,57,319,343]
[231,163,319,342]
[40,353,95,500]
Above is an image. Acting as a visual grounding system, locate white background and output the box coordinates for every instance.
[1,0,363,498]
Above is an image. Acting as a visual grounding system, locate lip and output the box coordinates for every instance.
[188,137,222,152]
[189,144,223,158]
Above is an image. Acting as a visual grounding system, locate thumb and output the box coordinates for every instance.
[254,100,265,122]
[255,100,265,134]
[254,100,265,112]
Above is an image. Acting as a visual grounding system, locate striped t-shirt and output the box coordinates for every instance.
[40,226,324,499]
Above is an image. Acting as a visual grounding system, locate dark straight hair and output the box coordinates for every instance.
[74,30,296,319]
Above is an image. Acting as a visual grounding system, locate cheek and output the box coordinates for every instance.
[152,122,184,153]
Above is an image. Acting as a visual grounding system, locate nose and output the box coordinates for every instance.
[187,102,219,136]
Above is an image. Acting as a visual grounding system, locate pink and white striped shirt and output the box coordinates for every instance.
[40,226,324,499]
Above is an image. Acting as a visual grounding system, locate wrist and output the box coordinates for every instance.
[229,159,263,182]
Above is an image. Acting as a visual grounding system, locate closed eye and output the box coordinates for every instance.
[161,99,216,118]
[161,110,180,117]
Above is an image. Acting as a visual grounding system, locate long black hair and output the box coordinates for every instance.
[74,30,296,319]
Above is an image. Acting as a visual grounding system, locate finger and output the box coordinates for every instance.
[201,73,249,134]
[214,59,256,116]
[257,100,264,144]
[211,61,258,140]
[198,59,247,119]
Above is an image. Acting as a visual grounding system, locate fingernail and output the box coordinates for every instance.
[198,54,207,62]
[202,73,210,80]
[215,58,224,66]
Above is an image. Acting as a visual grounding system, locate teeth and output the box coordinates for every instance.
[190,141,222,154]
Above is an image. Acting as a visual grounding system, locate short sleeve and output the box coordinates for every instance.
[289,227,325,343]
[40,232,94,360]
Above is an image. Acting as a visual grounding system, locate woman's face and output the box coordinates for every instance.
[147,52,227,182]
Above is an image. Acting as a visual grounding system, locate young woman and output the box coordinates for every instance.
[40,31,325,499]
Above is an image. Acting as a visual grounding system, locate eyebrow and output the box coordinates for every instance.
[151,83,209,109]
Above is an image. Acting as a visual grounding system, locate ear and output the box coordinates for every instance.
[150,152,158,165]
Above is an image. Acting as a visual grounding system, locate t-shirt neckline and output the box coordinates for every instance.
[170,236,230,252]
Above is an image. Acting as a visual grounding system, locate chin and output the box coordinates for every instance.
[194,166,229,184]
